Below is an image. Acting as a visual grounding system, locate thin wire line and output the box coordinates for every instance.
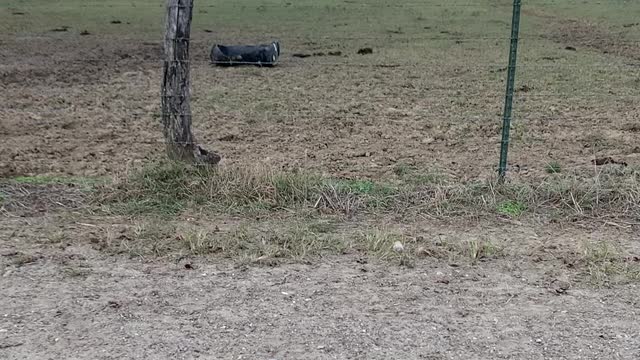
[4,58,639,71]
[9,34,639,43]
[6,109,637,127]
[3,1,635,8]
[2,86,638,99]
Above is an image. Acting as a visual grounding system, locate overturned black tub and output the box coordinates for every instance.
[210,41,280,66]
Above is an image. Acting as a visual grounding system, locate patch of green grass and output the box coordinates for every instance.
[545,161,562,174]
[332,179,398,210]
[339,178,395,196]
[497,200,527,217]
[103,162,399,216]
[101,161,640,222]
[103,162,326,216]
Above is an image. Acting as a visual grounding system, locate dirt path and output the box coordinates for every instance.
[1,217,639,360]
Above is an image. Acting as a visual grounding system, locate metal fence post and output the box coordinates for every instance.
[498,0,522,181]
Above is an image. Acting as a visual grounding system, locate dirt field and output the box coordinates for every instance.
[1,0,640,359]
[2,2,638,180]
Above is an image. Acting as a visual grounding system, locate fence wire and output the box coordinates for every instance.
[2,0,639,178]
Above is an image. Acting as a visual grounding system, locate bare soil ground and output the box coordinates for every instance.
[1,32,638,181]
[1,213,639,360]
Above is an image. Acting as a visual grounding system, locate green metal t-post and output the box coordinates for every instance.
[498,0,522,181]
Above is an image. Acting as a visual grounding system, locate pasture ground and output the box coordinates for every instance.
[1,1,639,358]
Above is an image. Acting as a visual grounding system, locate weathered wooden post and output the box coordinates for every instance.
[162,0,220,164]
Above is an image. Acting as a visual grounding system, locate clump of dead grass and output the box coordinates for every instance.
[97,219,350,264]
[400,169,640,220]
[100,161,394,216]
[93,218,509,267]
[576,241,640,286]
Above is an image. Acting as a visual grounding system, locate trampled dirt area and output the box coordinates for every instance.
[1,30,638,181]
[1,214,639,359]
[2,2,640,359]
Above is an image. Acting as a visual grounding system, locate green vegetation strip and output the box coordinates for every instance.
[99,161,640,220]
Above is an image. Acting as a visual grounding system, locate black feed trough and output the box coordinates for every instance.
[210,41,280,67]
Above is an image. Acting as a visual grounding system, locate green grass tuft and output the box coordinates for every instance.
[98,161,640,221]
[545,161,562,174]
[497,200,527,217]
[103,162,401,216]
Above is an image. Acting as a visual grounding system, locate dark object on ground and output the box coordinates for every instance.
[211,41,280,66]
[293,51,342,58]
[50,26,69,32]
[194,145,221,165]
[218,134,239,142]
[565,46,577,51]
[592,157,627,166]
[80,30,91,36]
[358,47,373,55]
[111,20,122,24]
[517,85,532,93]
[12,11,25,16]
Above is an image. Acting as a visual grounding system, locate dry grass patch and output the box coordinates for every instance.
[578,240,640,286]
[100,161,640,222]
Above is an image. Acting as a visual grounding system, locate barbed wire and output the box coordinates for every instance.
[3,1,635,9]
[4,57,637,70]
[1,86,637,100]
[3,107,637,121]
[7,34,638,45]
[1,87,637,100]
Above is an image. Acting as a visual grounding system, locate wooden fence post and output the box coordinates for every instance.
[162,0,220,164]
